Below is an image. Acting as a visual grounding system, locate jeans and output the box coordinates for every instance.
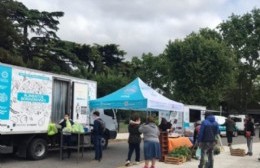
[94,135,102,160]
[246,137,253,154]
[127,143,140,162]
[198,142,215,168]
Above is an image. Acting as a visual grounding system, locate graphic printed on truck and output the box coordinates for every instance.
[0,65,52,133]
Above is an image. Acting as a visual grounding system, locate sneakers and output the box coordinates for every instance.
[125,160,130,166]
[246,152,253,156]
[133,161,140,165]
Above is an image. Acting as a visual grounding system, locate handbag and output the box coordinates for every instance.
[245,131,251,138]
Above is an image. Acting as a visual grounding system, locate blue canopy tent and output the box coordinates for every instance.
[89,77,184,112]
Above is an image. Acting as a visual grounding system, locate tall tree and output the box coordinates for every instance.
[165,29,236,109]
[97,44,126,67]
[5,0,64,64]
[218,8,260,113]
[0,0,23,65]
[129,53,172,97]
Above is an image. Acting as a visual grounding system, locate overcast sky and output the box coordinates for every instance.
[18,0,259,60]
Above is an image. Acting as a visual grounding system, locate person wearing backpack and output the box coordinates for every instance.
[92,111,104,161]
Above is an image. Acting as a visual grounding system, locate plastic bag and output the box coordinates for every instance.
[196,147,201,159]
[72,122,84,133]
[47,123,58,136]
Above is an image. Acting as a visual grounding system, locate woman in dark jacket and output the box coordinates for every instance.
[159,118,172,132]
[125,114,142,166]
[59,113,74,158]
[244,116,255,156]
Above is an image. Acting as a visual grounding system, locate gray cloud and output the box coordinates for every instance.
[18,0,260,60]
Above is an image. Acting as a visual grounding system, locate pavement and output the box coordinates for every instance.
[116,133,260,168]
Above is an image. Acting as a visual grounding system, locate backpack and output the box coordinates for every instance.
[97,118,106,133]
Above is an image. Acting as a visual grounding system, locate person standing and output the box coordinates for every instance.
[244,115,255,156]
[193,121,201,145]
[158,117,172,132]
[139,116,161,168]
[197,113,219,168]
[59,113,74,158]
[258,126,260,161]
[224,116,235,146]
[125,114,142,166]
[92,111,104,161]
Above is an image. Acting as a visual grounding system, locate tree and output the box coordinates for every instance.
[0,0,66,69]
[218,8,260,113]
[128,53,172,97]
[165,29,236,109]
[93,73,130,97]
[97,44,126,67]
[0,0,23,65]
[4,0,64,64]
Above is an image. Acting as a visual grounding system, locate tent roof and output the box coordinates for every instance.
[89,77,184,111]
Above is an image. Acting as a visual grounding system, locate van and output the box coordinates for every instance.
[183,105,206,130]
[230,115,246,134]
[215,115,238,137]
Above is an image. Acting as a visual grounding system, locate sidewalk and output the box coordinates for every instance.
[116,133,129,140]
[116,133,260,168]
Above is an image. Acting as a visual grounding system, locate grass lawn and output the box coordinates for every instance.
[119,121,128,133]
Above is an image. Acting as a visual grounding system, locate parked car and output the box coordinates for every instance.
[214,115,238,137]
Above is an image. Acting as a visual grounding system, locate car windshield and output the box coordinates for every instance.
[231,117,242,122]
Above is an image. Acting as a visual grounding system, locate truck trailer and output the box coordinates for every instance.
[0,63,118,160]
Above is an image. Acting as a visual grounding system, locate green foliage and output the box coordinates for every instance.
[0,48,24,66]
[118,121,128,133]
[1,0,259,114]
[165,29,236,108]
[168,146,192,158]
[93,73,131,97]
[128,53,172,98]
[218,8,260,113]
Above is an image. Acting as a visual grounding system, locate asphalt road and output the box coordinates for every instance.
[0,133,258,168]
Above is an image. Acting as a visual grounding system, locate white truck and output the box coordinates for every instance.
[158,110,184,134]
[0,63,118,160]
[183,105,206,131]
[158,105,206,134]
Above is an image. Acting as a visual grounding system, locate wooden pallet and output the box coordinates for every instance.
[159,132,169,162]
[164,156,186,165]
[230,148,245,156]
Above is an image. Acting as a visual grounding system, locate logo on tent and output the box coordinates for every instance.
[124,101,129,106]
[124,87,137,94]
